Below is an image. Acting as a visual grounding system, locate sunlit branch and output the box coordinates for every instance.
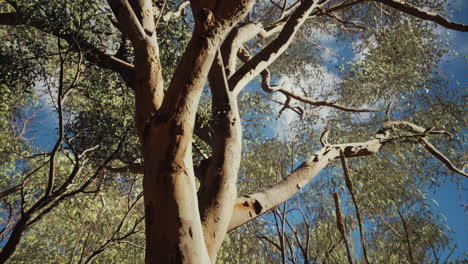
[317,7,367,31]
[157,1,190,22]
[229,120,466,230]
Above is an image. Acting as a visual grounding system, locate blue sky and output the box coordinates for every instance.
[433,0,467,258]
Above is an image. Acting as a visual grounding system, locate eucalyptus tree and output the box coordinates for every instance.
[0,0,467,263]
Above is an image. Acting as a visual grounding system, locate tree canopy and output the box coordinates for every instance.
[0,0,466,263]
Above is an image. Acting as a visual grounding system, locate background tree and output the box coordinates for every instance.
[0,0,467,263]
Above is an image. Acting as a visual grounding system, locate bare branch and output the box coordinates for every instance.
[392,200,415,264]
[0,185,22,200]
[197,46,243,261]
[237,47,378,114]
[384,120,466,177]
[383,120,452,137]
[229,0,320,93]
[229,120,466,230]
[160,1,190,22]
[375,0,468,31]
[317,7,367,30]
[320,0,366,14]
[419,138,467,178]
[260,67,379,113]
[84,194,144,264]
[229,130,390,231]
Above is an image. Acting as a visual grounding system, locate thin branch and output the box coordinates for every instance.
[333,192,353,264]
[384,120,466,177]
[155,0,168,28]
[317,7,367,30]
[340,151,370,264]
[393,201,415,264]
[45,37,67,196]
[418,138,467,177]
[0,12,134,79]
[237,47,377,115]
[84,194,144,263]
[0,184,22,200]
[441,245,456,264]
[260,67,379,113]
[284,215,309,262]
[319,0,366,14]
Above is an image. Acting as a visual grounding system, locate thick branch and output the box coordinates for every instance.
[107,0,147,43]
[229,132,389,231]
[141,1,255,262]
[375,0,468,31]
[108,1,165,142]
[230,120,465,230]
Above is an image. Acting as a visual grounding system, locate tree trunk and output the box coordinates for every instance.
[142,33,216,263]
[139,2,254,262]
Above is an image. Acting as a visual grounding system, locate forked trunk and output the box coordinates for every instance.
[141,33,217,263]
